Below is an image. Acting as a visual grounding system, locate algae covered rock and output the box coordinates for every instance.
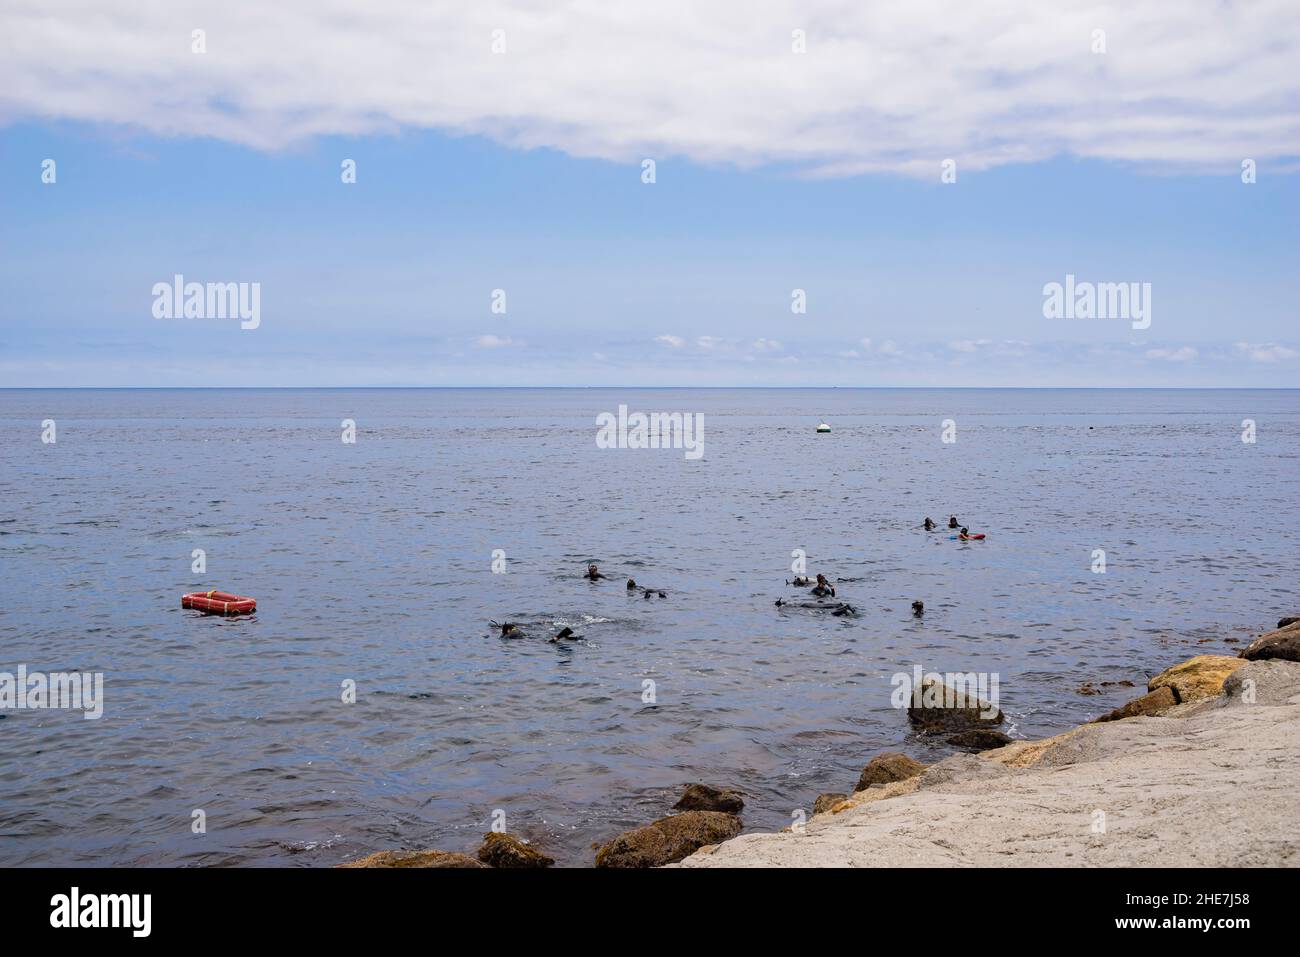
[946,729,1014,751]
[476,832,554,868]
[906,675,1004,732]
[672,783,745,814]
[339,850,487,869]
[1148,655,1246,703]
[813,792,849,815]
[595,811,742,868]
[855,752,926,791]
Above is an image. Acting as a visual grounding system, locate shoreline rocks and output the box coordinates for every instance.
[1092,685,1176,722]
[673,783,744,814]
[339,849,486,868]
[477,832,554,869]
[945,729,1013,751]
[595,811,742,868]
[1147,654,1246,703]
[813,792,848,815]
[907,676,1004,732]
[1240,620,1300,663]
[855,752,926,791]
[674,655,1300,868]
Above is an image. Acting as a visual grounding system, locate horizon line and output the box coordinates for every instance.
[3,385,1298,392]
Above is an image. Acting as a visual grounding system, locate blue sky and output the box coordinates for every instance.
[1,2,1297,387]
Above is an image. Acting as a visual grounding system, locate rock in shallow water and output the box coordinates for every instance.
[595,811,742,868]
[673,783,745,814]
[1240,621,1300,663]
[855,752,926,791]
[338,850,487,868]
[906,677,1004,732]
[945,729,1013,751]
[476,832,554,868]
[1148,655,1247,703]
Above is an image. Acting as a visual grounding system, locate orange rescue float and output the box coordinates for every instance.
[183,589,256,616]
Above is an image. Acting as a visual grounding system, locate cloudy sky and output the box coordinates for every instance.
[1,0,1297,387]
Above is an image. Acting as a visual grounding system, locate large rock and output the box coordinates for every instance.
[1148,655,1247,703]
[339,850,487,868]
[476,832,554,869]
[855,752,926,791]
[595,811,742,868]
[672,783,744,814]
[946,729,1013,751]
[812,792,849,815]
[1092,686,1177,723]
[1223,659,1300,706]
[907,676,1004,732]
[1239,621,1300,663]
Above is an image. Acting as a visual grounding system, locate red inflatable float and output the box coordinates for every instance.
[183,590,256,615]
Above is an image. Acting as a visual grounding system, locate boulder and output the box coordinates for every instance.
[1223,659,1300,705]
[672,783,744,814]
[338,850,487,868]
[855,752,926,791]
[812,792,848,815]
[1148,655,1247,703]
[476,832,554,869]
[946,729,1013,751]
[595,811,742,868]
[1239,621,1300,663]
[907,676,1004,732]
[1091,686,1177,723]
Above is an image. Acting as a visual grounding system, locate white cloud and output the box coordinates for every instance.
[1234,341,1300,362]
[1145,346,1198,361]
[475,334,518,347]
[654,334,685,348]
[3,2,1297,174]
[948,339,993,352]
[751,337,783,352]
[696,335,721,350]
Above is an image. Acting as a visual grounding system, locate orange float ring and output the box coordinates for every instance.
[182,591,257,615]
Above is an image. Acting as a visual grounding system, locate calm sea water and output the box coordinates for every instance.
[1,388,1297,866]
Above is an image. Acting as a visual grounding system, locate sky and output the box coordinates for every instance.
[1,1,1298,387]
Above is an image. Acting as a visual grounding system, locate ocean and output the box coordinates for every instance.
[1,388,1296,866]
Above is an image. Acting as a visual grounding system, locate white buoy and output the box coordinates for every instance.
[816,422,831,433]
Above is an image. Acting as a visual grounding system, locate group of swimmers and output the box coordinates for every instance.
[496,549,944,641]
[586,563,667,599]
[777,572,859,616]
[923,515,982,541]
[491,563,671,642]
[787,573,836,598]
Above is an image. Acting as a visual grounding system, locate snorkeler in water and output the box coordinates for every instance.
[810,573,836,598]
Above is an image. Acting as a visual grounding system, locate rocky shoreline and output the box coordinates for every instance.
[340,617,1300,869]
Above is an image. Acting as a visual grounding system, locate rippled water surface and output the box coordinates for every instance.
[1,388,1297,866]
